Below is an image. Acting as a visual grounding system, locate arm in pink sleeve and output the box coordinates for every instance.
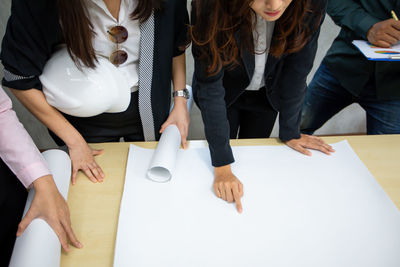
[0,88,50,188]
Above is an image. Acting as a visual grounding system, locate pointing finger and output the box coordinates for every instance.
[232,187,243,213]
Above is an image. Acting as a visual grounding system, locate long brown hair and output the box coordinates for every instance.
[57,0,163,68]
[190,0,322,75]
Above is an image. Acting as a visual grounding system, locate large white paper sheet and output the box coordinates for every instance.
[114,141,400,267]
[9,149,71,267]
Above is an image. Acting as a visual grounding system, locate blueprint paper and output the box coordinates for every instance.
[9,150,71,267]
[114,141,400,267]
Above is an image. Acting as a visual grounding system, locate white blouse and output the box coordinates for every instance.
[86,0,140,92]
[245,15,275,91]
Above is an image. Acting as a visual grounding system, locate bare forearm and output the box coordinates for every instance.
[10,88,85,147]
[11,88,105,183]
[172,53,187,108]
[172,53,186,92]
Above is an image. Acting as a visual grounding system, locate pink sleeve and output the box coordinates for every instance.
[0,88,51,188]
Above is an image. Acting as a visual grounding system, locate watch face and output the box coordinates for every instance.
[183,88,190,99]
[173,89,190,99]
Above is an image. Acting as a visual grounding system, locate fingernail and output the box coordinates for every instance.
[77,242,83,248]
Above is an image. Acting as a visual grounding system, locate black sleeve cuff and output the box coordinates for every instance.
[2,76,42,90]
[209,142,235,167]
[279,127,301,142]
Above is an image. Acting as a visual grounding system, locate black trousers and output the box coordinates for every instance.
[50,91,144,145]
[0,159,27,266]
[227,87,278,139]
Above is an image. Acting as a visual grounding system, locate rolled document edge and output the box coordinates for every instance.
[147,85,193,183]
[147,125,181,182]
[9,149,71,267]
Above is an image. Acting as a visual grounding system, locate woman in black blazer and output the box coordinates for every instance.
[1,0,189,183]
[191,0,334,212]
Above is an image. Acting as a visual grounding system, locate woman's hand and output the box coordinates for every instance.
[285,134,335,156]
[17,175,82,252]
[10,89,105,184]
[68,139,104,184]
[214,165,244,213]
[160,97,190,149]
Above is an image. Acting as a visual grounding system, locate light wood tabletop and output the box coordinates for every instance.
[61,135,400,267]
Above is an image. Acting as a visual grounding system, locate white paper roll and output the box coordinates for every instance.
[146,85,193,183]
[9,149,71,267]
[147,125,181,182]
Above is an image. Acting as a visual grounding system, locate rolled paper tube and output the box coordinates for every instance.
[147,125,181,182]
[9,149,71,267]
[147,85,193,183]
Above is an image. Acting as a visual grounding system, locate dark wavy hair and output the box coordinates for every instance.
[190,0,322,75]
[57,0,163,68]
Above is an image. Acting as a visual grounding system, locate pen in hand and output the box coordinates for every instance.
[391,10,399,21]
[389,10,400,59]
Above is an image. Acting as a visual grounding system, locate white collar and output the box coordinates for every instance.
[88,0,133,23]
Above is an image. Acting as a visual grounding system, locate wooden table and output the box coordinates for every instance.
[61,135,400,267]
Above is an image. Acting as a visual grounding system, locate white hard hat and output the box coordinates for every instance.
[39,47,131,117]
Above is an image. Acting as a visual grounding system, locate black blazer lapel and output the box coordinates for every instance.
[264,53,280,77]
[235,31,255,80]
[235,30,280,81]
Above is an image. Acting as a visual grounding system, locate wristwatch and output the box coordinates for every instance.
[172,88,190,99]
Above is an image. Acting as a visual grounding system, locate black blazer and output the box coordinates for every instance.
[192,0,327,167]
[1,0,189,141]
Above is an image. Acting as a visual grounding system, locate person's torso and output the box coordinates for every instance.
[86,0,141,92]
[323,0,400,100]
